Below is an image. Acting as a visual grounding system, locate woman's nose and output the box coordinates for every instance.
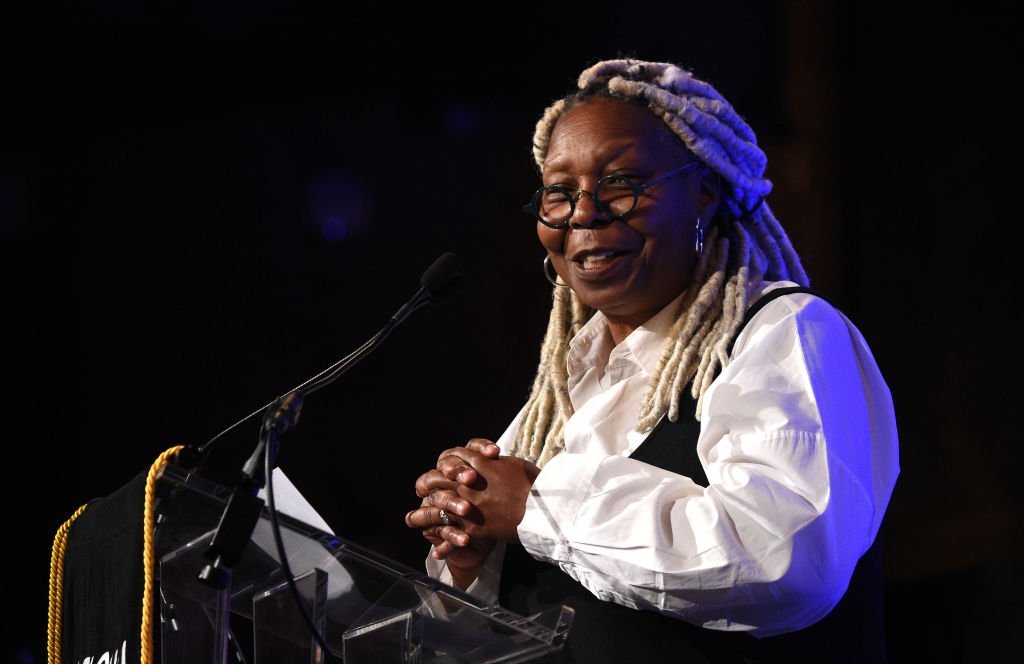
[569,190,611,229]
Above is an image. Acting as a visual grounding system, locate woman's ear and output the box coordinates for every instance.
[697,167,721,222]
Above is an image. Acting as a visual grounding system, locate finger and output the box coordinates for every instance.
[424,489,471,517]
[431,541,454,560]
[406,506,437,529]
[423,525,468,548]
[466,438,501,457]
[406,506,440,528]
[431,536,476,560]
[415,469,459,497]
[421,529,467,553]
[420,525,446,547]
[436,448,484,484]
[405,506,470,533]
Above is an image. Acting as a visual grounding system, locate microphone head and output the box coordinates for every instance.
[421,252,462,296]
[428,273,465,305]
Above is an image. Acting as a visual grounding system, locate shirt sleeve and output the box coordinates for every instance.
[516,294,900,636]
[424,541,506,606]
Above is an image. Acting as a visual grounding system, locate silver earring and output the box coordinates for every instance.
[694,216,704,256]
[543,256,567,288]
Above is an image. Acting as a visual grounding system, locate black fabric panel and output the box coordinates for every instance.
[629,386,708,486]
[61,470,147,664]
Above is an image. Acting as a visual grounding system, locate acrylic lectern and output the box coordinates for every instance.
[154,463,573,663]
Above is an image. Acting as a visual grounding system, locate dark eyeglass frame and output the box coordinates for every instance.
[523,162,702,229]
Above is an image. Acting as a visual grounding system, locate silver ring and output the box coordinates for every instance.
[439,509,451,526]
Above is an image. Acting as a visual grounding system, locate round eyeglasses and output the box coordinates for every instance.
[523,162,701,229]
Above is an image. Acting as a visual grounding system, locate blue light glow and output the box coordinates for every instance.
[320,215,349,243]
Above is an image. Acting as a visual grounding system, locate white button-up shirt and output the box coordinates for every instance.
[429,281,899,637]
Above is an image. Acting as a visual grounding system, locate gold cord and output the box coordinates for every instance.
[141,445,185,664]
[48,503,89,664]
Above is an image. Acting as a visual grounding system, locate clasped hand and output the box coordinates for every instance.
[405,439,540,588]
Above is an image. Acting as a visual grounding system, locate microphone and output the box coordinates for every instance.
[422,251,461,295]
[392,252,463,326]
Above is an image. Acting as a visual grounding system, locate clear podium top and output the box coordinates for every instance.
[154,464,572,663]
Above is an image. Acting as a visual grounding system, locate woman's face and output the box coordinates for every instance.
[538,98,717,328]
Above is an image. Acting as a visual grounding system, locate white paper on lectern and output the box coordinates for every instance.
[253,468,359,601]
[257,467,335,534]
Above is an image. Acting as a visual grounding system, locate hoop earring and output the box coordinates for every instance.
[694,216,704,256]
[543,256,567,288]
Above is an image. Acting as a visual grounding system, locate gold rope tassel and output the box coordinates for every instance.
[48,503,89,664]
[141,445,185,664]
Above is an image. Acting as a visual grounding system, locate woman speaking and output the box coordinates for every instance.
[405,58,899,663]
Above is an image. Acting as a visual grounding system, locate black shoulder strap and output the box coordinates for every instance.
[724,286,832,358]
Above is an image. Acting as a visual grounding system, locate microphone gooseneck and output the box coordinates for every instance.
[306,252,462,396]
[194,252,463,459]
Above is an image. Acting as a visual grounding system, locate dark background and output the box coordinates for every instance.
[3,2,1021,661]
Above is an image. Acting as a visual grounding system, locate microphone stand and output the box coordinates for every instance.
[193,254,463,654]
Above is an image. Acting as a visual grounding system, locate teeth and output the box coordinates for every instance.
[581,251,616,269]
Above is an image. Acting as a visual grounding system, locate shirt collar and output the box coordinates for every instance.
[566,290,689,381]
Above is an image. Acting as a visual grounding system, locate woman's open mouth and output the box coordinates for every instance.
[570,249,633,277]
[579,250,619,269]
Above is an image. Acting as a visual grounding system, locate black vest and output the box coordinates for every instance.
[500,288,887,663]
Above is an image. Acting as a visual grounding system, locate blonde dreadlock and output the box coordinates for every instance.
[510,59,809,465]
